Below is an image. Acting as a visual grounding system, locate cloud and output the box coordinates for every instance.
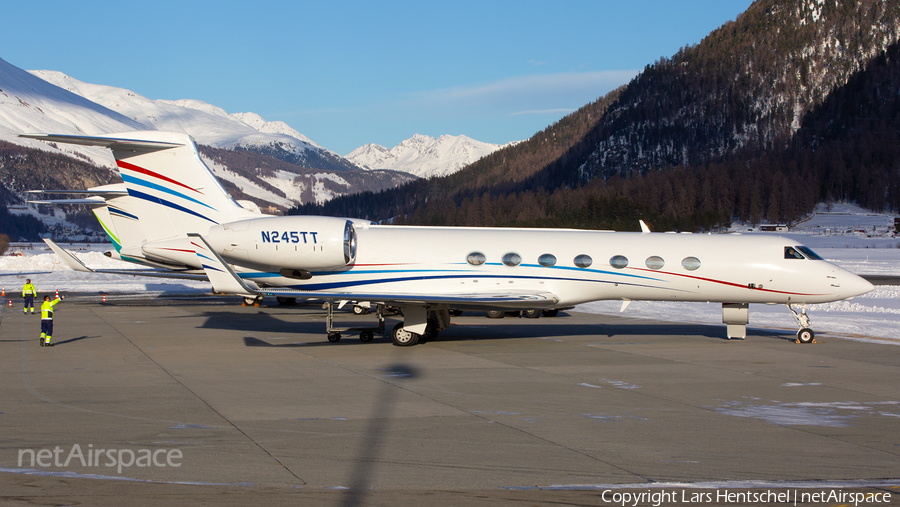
[507,108,577,116]
[410,70,639,111]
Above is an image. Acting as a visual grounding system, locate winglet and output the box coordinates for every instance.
[187,233,259,296]
[43,238,94,272]
[639,220,651,233]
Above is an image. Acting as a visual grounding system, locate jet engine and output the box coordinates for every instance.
[205,216,357,272]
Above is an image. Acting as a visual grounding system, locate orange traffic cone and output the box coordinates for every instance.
[7,299,11,307]
[102,294,106,302]
[1,287,5,297]
[55,289,59,299]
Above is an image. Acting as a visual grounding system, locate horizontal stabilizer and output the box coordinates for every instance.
[27,189,128,199]
[28,197,108,205]
[20,133,183,153]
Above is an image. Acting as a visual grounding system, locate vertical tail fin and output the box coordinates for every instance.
[21,131,257,240]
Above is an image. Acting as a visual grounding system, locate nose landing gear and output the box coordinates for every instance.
[787,304,816,343]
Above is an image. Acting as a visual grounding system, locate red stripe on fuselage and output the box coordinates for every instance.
[627,267,824,297]
[117,160,204,195]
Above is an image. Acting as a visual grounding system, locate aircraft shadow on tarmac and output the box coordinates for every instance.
[223,311,795,348]
[197,311,323,335]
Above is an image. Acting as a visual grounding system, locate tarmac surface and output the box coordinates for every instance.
[1,294,899,506]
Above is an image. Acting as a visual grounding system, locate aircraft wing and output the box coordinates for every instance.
[188,233,559,308]
[42,239,208,281]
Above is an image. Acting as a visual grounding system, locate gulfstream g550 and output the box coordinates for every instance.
[22,131,873,346]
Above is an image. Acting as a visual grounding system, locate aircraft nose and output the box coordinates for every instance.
[839,272,875,299]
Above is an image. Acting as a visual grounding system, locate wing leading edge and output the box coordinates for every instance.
[43,239,207,281]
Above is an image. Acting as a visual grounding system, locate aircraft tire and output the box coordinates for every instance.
[391,323,419,346]
[486,310,505,319]
[796,328,815,343]
[541,309,560,318]
[353,305,369,315]
[419,319,439,343]
[523,309,541,319]
[276,297,296,305]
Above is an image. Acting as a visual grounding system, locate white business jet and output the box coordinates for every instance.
[21,131,873,346]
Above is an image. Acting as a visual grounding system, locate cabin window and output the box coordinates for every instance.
[610,255,628,269]
[467,252,486,266]
[574,254,593,268]
[502,253,522,266]
[645,256,665,270]
[784,246,805,259]
[681,256,701,271]
[797,246,823,260]
[538,253,557,267]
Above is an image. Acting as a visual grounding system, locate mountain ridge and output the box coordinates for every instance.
[346,133,513,178]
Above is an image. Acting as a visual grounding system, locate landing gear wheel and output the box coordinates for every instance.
[541,309,559,318]
[419,320,439,344]
[796,328,815,344]
[327,332,342,343]
[243,296,258,306]
[276,297,296,305]
[353,305,369,315]
[391,323,419,347]
[523,309,542,319]
[359,330,374,343]
[486,310,505,319]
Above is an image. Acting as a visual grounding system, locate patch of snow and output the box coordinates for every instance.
[346,133,514,178]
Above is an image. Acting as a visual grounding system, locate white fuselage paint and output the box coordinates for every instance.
[233,224,872,306]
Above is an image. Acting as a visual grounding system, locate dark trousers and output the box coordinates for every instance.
[41,320,53,337]
[24,295,33,311]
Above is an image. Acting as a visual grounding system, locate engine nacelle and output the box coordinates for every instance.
[206,216,357,271]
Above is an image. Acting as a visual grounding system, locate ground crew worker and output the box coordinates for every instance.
[22,278,36,315]
[39,295,61,347]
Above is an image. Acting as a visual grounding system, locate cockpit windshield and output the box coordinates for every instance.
[784,246,805,259]
[796,246,823,260]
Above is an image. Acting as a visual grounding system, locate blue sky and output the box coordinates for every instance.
[3,0,754,155]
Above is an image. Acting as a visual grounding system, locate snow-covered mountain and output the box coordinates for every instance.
[27,69,361,173]
[0,57,420,209]
[0,56,504,213]
[346,134,512,178]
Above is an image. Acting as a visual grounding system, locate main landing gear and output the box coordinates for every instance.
[390,307,449,347]
[787,304,816,344]
[243,295,263,306]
